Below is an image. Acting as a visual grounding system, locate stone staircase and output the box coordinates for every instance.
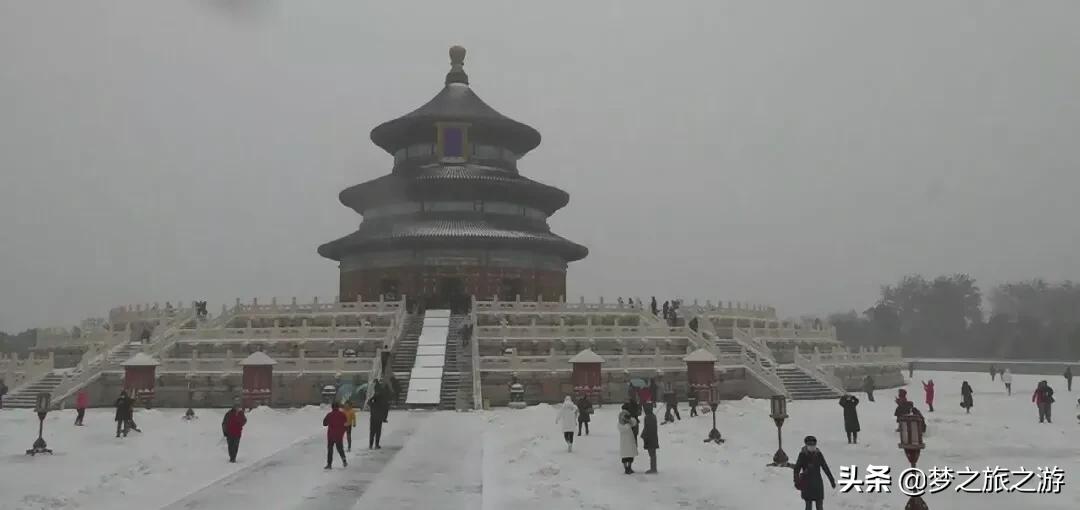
[390,313,423,408]
[437,315,469,410]
[776,366,842,400]
[714,338,774,368]
[3,373,65,409]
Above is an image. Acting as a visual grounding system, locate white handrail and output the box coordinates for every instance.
[740,349,789,397]
[793,349,845,394]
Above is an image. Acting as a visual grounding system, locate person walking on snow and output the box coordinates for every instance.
[1065,367,1073,392]
[1002,369,1013,395]
[862,375,875,402]
[621,395,642,440]
[662,379,680,423]
[688,388,699,417]
[1033,380,1055,423]
[793,435,836,510]
[960,381,974,414]
[838,394,860,444]
[576,394,593,436]
[908,361,914,378]
[990,364,997,381]
[114,391,134,438]
[641,403,659,473]
[555,396,579,452]
[0,379,7,409]
[922,380,935,412]
[323,401,348,469]
[342,401,357,451]
[617,410,639,474]
[366,381,390,449]
[222,404,246,462]
[74,390,88,426]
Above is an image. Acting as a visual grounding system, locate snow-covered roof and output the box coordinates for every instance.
[683,348,718,363]
[240,351,277,366]
[568,349,604,364]
[121,352,160,367]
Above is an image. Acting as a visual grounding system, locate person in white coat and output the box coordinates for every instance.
[1002,369,1013,396]
[555,396,579,452]
[618,410,639,474]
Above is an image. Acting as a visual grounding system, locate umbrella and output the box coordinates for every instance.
[629,378,648,388]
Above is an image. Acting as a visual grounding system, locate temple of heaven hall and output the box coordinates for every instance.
[318,46,588,311]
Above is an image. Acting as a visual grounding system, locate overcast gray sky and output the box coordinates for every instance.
[2,1,1079,331]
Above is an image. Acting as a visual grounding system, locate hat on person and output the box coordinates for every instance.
[804,435,817,445]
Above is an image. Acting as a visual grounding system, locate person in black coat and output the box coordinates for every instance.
[960,381,974,413]
[641,403,659,474]
[838,395,860,444]
[114,391,133,438]
[576,395,593,436]
[793,435,836,510]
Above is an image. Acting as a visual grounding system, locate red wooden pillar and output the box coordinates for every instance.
[240,351,276,409]
[684,348,718,402]
[569,349,605,404]
[121,352,161,407]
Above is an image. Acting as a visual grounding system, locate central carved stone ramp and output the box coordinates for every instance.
[404,310,451,408]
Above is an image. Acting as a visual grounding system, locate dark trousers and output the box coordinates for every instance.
[345,426,353,451]
[664,402,680,422]
[804,500,823,510]
[689,402,698,417]
[563,431,574,444]
[578,419,589,435]
[1068,379,1073,391]
[115,419,128,437]
[326,439,346,467]
[865,391,875,402]
[226,436,240,461]
[646,448,657,472]
[1005,383,1012,395]
[927,402,934,412]
[846,431,858,444]
[369,418,383,448]
[1038,402,1052,423]
[75,408,85,425]
[621,457,634,474]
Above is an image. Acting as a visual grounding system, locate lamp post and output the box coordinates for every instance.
[767,394,789,467]
[26,393,53,456]
[898,414,929,509]
[702,385,725,444]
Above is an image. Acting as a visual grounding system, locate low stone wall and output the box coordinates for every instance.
[76,371,372,408]
[479,367,758,407]
[831,365,906,392]
[909,359,1080,377]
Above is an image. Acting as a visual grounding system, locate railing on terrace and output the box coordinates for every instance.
[477,352,745,372]
[792,348,846,394]
[731,327,778,360]
[172,325,393,341]
[469,309,483,409]
[156,356,375,373]
[810,346,904,366]
[739,348,789,397]
[474,324,698,340]
[226,296,405,316]
[1,352,55,392]
[472,297,650,315]
[364,299,408,407]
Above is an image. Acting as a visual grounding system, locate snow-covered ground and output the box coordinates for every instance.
[1,371,1077,510]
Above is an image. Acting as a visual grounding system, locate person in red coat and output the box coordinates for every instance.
[74,390,89,426]
[222,404,247,463]
[323,401,348,469]
[922,380,935,412]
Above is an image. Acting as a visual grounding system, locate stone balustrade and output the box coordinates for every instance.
[225,296,404,316]
[474,324,696,341]
[477,351,745,372]
[157,354,374,373]
[173,325,393,342]
[0,352,55,390]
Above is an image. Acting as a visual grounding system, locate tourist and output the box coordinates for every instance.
[1032,380,1055,423]
[74,390,88,426]
[1065,367,1073,392]
[366,387,387,449]
[114,391,134,438]
[990,364,997,381]
[1002,369,1013,395]
[650,296,658,316]
[662,301,670,320]
[908,361,914,378]
[323,401,348,469]
[617,297,624,307]
[648,378,659,404]
[183,408,197,420]
[342,401,357,452]
[621,395,641,440]
[662,380,680,423]
[960,381,974,414]
[638,384,653,407]
[862,375,875,402]
[222,404,246,463]
[838,394,860,444]
[555,396,579,452]
[0,379,7,409]
[894,396,926,434]
[576,394,593,436]
[922,379,935,412]
[687,389,698,417]
[617,410,638,474]
[793,435,836,510]
[641,403,659,474]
